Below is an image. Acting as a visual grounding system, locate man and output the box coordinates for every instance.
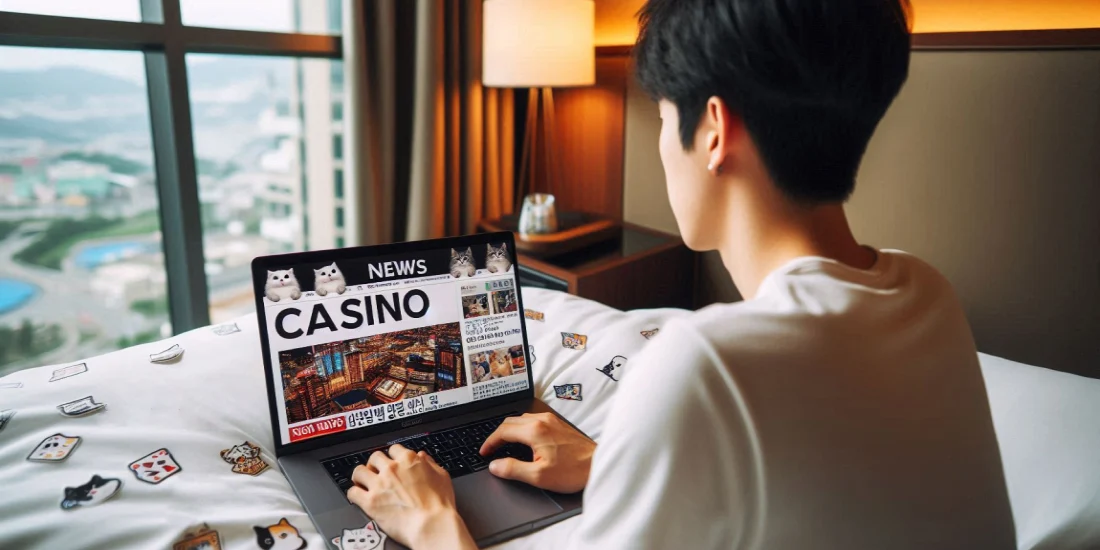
[345,0,1017,548]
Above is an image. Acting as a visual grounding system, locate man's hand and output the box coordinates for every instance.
[480,413,595,494]
[347,444,477,550]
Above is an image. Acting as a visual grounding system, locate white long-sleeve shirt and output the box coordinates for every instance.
[515,251,1017,549]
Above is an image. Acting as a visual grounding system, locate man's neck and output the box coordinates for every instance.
[719,182,874,300]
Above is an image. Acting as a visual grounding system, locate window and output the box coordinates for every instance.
[0,46,169,376]
[0,0,343,374]
[333,134,343,160]
[336,207,344,229]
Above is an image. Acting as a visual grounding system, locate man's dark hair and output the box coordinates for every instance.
[634,0,912,203]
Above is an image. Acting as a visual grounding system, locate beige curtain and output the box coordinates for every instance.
[406,0,516,240]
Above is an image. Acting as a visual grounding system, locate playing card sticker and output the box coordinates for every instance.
[150,344,184,363]
[561,332,588,351]
[597,355,627,382]
[173,523,222,550]
[211,323,241,336]
[331,519,387,549]
[0,409,15,433]
[524,309,545,322]
[27,433,81,462]
[57,396,106,417]
[553,383,583,401]
[641,328,660,340]
[49,363,87,382]
[0,382,23,389]
[220,441,269,476]
[128,448,182,484]
[60,474,121,510]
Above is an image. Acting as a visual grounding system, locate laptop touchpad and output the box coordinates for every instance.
[454,471,563,539]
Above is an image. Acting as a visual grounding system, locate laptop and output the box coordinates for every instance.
[251,232,583,549]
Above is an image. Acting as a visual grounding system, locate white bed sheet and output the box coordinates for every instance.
[0,288,1096,549]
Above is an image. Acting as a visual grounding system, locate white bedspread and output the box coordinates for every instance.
[0,288,1096,549]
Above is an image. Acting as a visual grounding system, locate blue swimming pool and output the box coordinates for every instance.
[75,241,152,270]
[0,279,38,315]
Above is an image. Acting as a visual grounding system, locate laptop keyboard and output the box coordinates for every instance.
[321,413,533,493]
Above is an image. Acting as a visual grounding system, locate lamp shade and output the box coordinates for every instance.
[482,0,595,88]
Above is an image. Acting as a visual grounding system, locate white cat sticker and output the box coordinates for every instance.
[313,262,347,296]
[597,355,627,382]
[332,520,387,550]
[60,474,121,510]
[265,269,302,302]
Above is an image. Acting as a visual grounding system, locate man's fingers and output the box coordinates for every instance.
[488,457,541,485]
[367,449,392,473]
[346,485,370,509]
[388,443,416,464]
[418,450,446,474]
[351,464,378,489]
[480,421,531,456]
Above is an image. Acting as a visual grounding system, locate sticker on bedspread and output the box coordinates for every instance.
[49,362,87,382]
[553,383,583,401]
[57,395,106,417]
[174,523,223,550]
[0,381,23,389]
[254,517,307,550]
[212,322,241,336]
[0,409,15,432]
[129,448,182,484]
[27,433,81,462]
[331,520,387,550]
[641,328,660,340]
[220,441,269,476]
[150,343,184,363]
[560,332,588,351]
[597,355,627,382]
[524,309,544,322]
[529,344,536,367]
[60,474,121,510]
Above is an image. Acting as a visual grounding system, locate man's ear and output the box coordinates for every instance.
[704,96,740,173]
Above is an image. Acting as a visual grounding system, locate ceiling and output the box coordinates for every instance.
[594,0,1100,45]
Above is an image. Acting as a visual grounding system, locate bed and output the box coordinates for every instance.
[0,288,1097,549]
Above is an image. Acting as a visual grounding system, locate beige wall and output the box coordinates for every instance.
[622,49,1100,377]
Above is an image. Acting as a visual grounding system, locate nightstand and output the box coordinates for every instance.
[479,221,695,311]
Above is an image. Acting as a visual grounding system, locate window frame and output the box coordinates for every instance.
[0,0,343,332]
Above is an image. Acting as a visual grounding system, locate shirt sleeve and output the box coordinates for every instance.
[571,320,763,549]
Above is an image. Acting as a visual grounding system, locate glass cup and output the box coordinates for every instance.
[518,193,559,236]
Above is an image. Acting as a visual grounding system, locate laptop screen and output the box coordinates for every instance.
[254,236,530,447]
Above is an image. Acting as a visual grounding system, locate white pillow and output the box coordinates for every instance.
[980,353,1100,550]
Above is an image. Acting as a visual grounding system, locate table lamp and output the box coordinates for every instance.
[482,0,595,231]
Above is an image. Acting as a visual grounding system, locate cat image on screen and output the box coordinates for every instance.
[254,518,306,550]
[486,243,512,273]
[313,262,347,296]
[60,474,121,510]
[450,247,475,278]
[332,521,387,550]
[489,349,514,378]
[265,269,302,302]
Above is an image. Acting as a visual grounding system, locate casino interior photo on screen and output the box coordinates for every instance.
[278,322,465,424]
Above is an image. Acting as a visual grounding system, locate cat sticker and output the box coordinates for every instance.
[486,242,512,273]
[0,382,23,389]
[254,518,307,550]
[331,520,387,550]
[450,247,476,278]
[212,322,241,336]
[641,328,660,340]
[266,269,303,302]
[560,332,588,351]
[60,474,121,510]
[173,523,222,550]
[523,309,544,322]
[128,448,182,484]
[27,433,81,462]
[554,383,583,401]
[150,343,184,363]
[49,363,87,382]
[220,441,269,476]
[0,409,14,433]
[57,396,106,417]
[597,355,627,382]
[314,262,347,296]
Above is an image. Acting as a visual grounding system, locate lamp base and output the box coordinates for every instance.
[479,212,620,258]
